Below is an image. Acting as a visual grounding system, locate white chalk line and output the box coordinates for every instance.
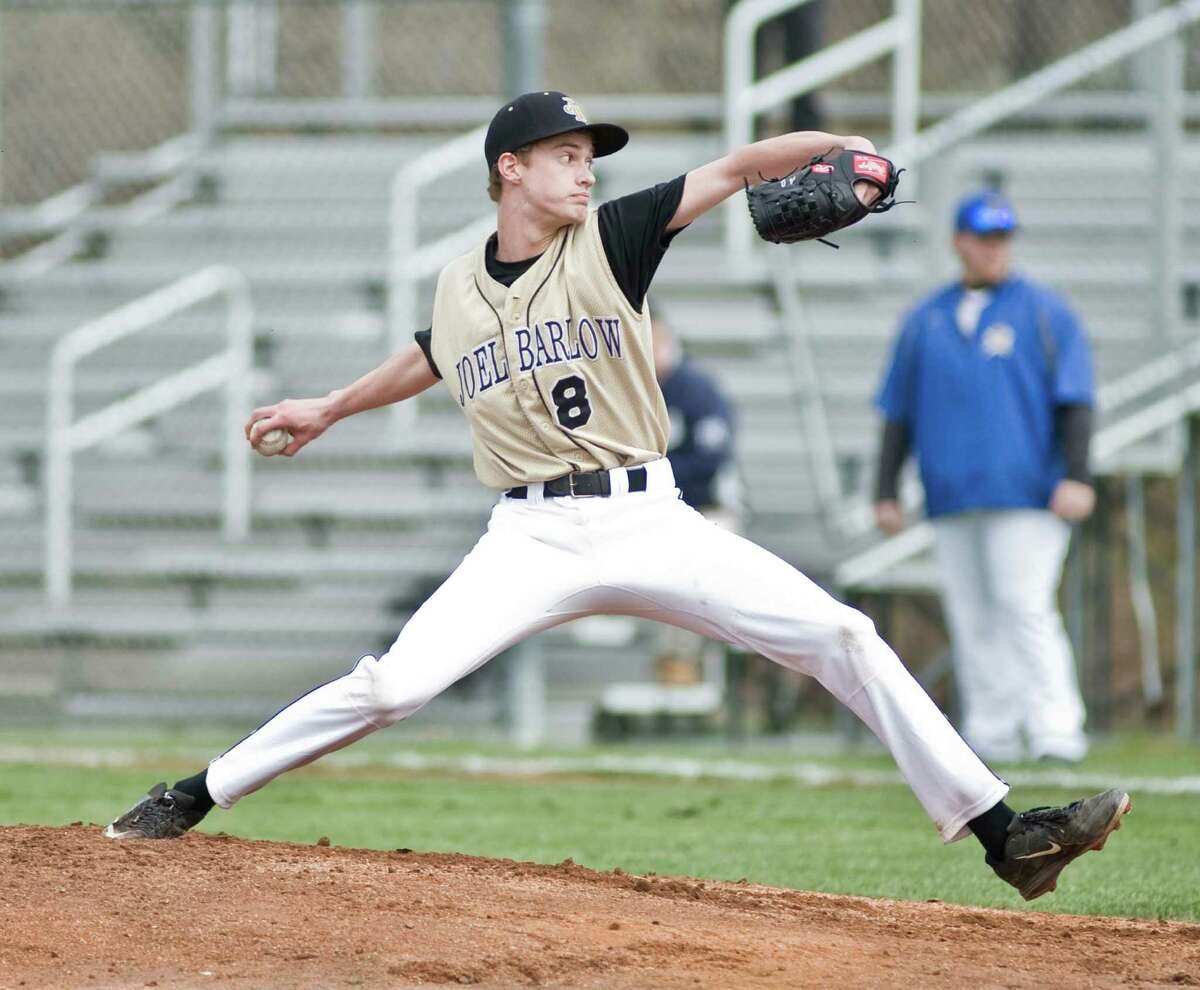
[2,744,1199,796]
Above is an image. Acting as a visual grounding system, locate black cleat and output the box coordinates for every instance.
[988,787,1131,901]
[103,782,206,840]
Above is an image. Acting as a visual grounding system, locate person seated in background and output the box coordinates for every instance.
[650,309,739,688]
[652,309,739,520]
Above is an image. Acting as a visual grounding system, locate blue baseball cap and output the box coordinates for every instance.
[954,190,1018,235]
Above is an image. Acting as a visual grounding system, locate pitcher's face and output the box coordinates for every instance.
[519,132,597,226]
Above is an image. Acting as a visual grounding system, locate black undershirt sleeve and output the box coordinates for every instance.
[1056,402,1092,484]
[875,419,911,502]
[414,328,441,379]
[596,174,688,312]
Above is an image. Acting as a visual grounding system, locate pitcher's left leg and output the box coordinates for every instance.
[605,495,1008,843]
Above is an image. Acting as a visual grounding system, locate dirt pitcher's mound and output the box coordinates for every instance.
[1,826,1197,989]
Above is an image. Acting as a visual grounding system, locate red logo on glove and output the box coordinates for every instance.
[852,154,889,182]
[810,162,835,174]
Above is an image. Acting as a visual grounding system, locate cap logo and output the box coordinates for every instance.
[975,205,1013,229]
[852,154,889,182]
[982,323,1015,358]
[562,96,588,124]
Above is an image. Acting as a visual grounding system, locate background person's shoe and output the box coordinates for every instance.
[987,788,1131,901]
[103,782,206,839]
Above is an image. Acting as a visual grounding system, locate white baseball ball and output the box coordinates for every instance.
[256,428,292,456]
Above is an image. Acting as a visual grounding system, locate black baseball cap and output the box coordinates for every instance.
[484,91,629,169]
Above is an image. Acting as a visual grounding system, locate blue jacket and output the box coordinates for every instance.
[876,274,1094,518]
[660,358,736,509]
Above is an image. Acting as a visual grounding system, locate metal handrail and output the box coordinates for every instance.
[813,1,1200,591]
[0,132,203,282]
[387,123,493,433]
[887,0,1200,165]
[45,266,254,606]
[768,253,844,530]
[723,0,921,261]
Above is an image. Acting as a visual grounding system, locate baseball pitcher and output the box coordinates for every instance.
[105,92,1129,902]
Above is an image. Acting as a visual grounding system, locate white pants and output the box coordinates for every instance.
[207,460,1007,842]
[932,509,1088,763]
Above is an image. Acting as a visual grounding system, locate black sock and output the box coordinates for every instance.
[969,800,1016,860]
[172,769,216,817]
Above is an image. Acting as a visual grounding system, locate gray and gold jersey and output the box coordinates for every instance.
[429,210,669,490]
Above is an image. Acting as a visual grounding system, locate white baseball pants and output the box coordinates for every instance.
[932,509,1088,763]
[207,459,1007,842]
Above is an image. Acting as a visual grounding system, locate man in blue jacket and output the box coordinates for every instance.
[873,190,1094,764]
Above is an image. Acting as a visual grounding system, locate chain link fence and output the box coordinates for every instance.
[4,0,1199,204]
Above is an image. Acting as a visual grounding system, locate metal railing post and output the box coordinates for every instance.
[1126,473,1164,708]
[189,1,218,138]
[504,0,546,98]
[722,0,759,264]
[770,252,845,531]
[507,638,547,749]
[44,267,254,606]
[223,276,254,543]
[0,6,5,202]
[891,0,922,156]
[1178,415,1198,738]
[228,0,278,97]
[723,0,917,264]
[45,351,75,609]
[387,171,419,438]
[1148,0,1184,345]
[386,124,492,440]
[343,1,378,100]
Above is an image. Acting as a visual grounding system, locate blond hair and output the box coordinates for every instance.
[487,144,534,203]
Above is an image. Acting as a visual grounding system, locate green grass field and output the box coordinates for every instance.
[2,726,1197,923]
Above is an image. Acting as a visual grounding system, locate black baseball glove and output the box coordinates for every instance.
[745,148,904,247]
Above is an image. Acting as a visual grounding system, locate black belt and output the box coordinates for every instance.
[507,465,648,499]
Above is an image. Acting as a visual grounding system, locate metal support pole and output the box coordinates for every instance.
[228,0,278,97]
[722,3,757,266]
[227,1,256,96]
[921,148,955,285]
[504,0,545,99]
[1177,416,1198,738]
[387,173,419,440]
[189,1,218,137]
[223,280,254,543]
[0,7,5,203]
[1064,526,1086,667]
[891,0,921,157]
[258,0,279,95]
[342,1,377,100]
[45,355,74,609]
[1125,473,1164,709]
[1095,480,1114,731]
[507,638,547,749]
[1079,479,1113,730]
[1144,0,1183,344]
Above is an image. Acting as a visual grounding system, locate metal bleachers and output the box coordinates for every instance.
[2,124,1198,725]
